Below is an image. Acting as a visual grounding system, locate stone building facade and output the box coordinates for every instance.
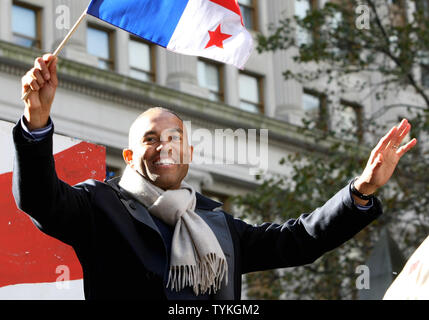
[1,0,426,299]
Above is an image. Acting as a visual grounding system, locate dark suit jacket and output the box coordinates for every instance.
[11,121,383,300]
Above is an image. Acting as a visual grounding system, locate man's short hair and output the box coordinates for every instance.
[141,107,183,123]
[128,107,184,148]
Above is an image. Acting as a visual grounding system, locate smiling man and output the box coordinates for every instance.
[12,54,417,300]
[123,108,193,191]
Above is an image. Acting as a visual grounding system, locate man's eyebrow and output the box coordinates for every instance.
[143,128,183,137]
[143,130,157,137]
[168,128,183,134]
[162,128,183,135]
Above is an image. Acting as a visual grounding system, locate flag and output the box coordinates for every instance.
[87,0,253,69]
[0,120,105,299]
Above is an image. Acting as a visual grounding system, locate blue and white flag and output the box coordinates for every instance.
[87,0,253,69]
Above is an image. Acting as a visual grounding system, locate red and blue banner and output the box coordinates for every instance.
[87,0,253,69]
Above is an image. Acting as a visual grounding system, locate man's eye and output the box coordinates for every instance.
[144,137,157,143]
[172,135,181,141]
[165,135,181,142]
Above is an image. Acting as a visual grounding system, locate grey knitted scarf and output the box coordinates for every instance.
[118,166,228,295]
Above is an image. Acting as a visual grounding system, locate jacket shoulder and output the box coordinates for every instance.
[73,178,115,196]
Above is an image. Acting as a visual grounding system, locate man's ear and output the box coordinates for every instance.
[123,149,133,166]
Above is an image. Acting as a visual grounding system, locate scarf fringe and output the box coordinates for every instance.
[166,253,228,295]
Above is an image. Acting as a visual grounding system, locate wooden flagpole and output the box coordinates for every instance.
[21,7,88,101]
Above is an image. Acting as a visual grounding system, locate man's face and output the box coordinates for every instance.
[123,110,193,190]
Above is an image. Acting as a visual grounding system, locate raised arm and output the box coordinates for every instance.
[232,183,382,274]
[12,55,92,246]
[233,119,417,274]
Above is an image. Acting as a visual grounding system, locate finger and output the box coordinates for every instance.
[392,119,408,144]
[371,126,398,160]
[370,153,383,170]
[397,123,411,142]
[21,74,32,97]
[29,78,40,91]
[43,53,57,75]
[35,56,50,81]
[43,53,56,65]
[397,138,417,157]
[32,68,45,87]
[23,73,40,91]
[47,56,58,87]
[21,81,31,97]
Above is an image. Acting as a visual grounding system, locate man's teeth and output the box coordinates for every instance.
[155,159,175,165]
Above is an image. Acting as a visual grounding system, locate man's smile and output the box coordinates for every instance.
[152,157,178,168]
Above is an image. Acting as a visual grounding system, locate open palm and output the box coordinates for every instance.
[359,119,417,194]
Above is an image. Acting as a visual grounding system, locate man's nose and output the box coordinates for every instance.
[156,141,173,153]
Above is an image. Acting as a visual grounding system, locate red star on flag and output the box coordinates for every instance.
[205,24,232,49]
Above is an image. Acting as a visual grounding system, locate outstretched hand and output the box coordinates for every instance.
[354,119,417,199]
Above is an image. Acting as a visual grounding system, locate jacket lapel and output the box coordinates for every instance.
[106,177,161,235]
[105,178,166,277]
[121,196,160,235]
[195,208,235,300]
[106,178,235,299]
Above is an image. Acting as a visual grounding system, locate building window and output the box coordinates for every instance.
[337,100,363,141]
[238,0,257,30]
[238,72,264,114]
[12,2,41,49]
[302,89,328,130]
[129,37,155,82]
[87,24,114,70]
[416,0,429,18]
[295,0,318,46]
[197,59,224,102]
[295,0,313,19]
